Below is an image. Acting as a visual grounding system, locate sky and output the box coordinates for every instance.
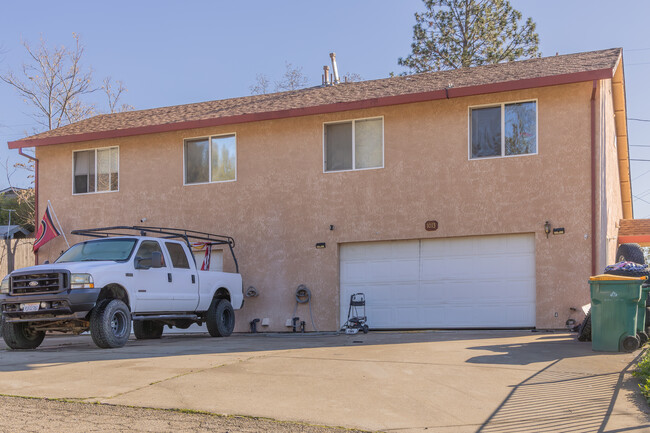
[0,0,649,218]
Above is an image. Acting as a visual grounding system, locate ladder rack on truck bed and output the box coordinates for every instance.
[70,226,239,273]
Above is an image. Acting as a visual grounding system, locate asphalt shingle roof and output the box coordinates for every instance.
[10,48,622,147]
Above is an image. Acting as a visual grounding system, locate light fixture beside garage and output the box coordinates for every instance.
[544,221,551,238]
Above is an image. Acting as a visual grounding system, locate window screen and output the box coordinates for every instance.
[73,147,118,194]
[185,139,209,184]
[471,107,501,158]
[165,242,191,269]
[505,102,537,156]
[325,118,383,172]
[211,135,236,182]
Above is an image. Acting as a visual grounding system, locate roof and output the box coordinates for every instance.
[8,48,622,149]
[0,225,31,239]
[618,219,650,246]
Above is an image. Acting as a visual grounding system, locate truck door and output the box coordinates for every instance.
[164,241,200,311]
[132,240,173,312]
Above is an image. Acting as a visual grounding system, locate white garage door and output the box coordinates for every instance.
[339,234,536,329]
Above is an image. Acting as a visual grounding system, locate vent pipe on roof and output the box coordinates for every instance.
[323,65,331,86]
[329,52,340,84]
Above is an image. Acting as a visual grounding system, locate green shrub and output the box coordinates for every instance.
[633,350,650,403]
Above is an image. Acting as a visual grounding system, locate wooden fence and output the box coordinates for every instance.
[0,238,35,279]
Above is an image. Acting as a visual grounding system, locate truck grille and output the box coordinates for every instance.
[10,272,68,295]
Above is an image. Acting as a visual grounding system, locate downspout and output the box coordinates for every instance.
[591,80,597,276]
[18,148,38,264]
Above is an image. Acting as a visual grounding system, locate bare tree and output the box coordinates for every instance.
[274,62,309,92]
[102,77,134,113]
[249,73,270,95]
[342,72,363,83]
[0,34,96,130]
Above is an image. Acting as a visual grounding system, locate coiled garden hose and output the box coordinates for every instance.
[292,284,318,332]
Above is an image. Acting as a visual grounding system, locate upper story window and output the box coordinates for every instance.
[470,101,537,159]
[73,146,119,194]
[324,117,383,172]
[184,134,236,184]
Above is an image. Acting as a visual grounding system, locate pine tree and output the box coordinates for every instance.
[398,0,540,73]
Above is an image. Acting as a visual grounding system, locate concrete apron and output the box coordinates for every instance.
[0,330,648,432]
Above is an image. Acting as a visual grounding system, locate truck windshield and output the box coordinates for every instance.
[55,239,138,263]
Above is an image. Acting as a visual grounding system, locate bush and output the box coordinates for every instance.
[634,351,650,403]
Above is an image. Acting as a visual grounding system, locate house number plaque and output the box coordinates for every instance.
[425,220,439,231]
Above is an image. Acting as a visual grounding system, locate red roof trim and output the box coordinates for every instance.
[8,68,614,149]
[618,235,650,245]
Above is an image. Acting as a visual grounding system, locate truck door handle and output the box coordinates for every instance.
[168,273,172,283]
[191,275,196,284]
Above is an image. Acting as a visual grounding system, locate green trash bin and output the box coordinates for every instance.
[589,275,645,352]
[638,284,650,344]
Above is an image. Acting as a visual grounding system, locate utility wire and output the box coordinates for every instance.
[628,118,650,122]
[630,159,650,162]
[634,195,650,206]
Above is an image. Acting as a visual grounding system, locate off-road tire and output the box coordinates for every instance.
[2,321,45,350]
[90,299,131,349]
[616,243,646,265]
[133,320,164,340]
[577,311,592,342]
[206,298,235,337]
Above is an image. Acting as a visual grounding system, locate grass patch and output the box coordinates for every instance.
[633,349,650,402]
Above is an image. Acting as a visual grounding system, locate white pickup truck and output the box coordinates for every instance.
[0,226,243,349]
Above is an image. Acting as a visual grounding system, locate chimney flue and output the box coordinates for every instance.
[329,52,340,84]
[323,65,331,85]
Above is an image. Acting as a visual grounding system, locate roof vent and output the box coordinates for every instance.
[322,65,331,86]
[329,53,340,84]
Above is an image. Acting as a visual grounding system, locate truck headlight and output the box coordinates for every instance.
[70,273,94,289]
[0,276,9,294]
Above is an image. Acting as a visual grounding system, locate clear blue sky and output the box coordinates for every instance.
[1,0,649,217]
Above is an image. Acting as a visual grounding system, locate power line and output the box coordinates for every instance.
[633,168,650,181]
[630,159,650,162]
[634,195,650,206]
[628,118,650,122]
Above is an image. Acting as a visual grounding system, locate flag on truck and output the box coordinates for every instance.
[33,205,60,252]
[191,242,212,270]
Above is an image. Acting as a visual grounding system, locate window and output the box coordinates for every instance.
[184,134,236,184]
[470,101,537,159]
[165,242,191,269]
[324,117,383,172]
[134,240,166,268]
[73,147,119,194]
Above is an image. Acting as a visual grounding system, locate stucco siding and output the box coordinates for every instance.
[36,82,597,330]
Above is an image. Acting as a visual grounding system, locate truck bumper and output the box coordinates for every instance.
[0,288,101,321]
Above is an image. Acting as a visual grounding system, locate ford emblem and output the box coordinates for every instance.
[28,281,39,287]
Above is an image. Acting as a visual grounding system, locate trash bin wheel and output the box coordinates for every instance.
[577,311,592,342]
[622,335,640,352]
[638,332,649,346]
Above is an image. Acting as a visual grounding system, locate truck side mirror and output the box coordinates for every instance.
[151,251,163,268]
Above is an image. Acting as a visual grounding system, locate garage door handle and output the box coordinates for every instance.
[168,273,172,283]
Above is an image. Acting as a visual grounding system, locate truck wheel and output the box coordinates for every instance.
[90,299,131,349]
[206,299,235,337]
[133,320,164,340]
[616,243,646,264]
[2,322,45,350]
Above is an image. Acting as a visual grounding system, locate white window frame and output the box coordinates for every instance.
[323,116,385,173]
[468,99,538,160]
[183,132,237,186]
[71,146,119,195]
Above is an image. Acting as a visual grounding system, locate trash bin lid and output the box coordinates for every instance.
[589,274,647,281]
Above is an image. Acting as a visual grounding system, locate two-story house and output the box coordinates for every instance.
[8,48,632,331]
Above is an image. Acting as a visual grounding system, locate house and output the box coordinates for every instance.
[8,48,633,331]
[0,225,31,239]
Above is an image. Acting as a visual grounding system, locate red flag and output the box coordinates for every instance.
[33,207,60,252]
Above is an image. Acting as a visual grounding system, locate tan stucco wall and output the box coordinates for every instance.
[35,82,606,330]
[598,79,624,268]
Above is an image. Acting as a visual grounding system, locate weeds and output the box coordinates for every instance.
[633,350,650,402]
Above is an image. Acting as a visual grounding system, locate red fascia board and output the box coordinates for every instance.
[8,68,614,149]
[618,235,650,245]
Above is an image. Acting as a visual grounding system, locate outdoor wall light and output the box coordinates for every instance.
[544,221,551,238]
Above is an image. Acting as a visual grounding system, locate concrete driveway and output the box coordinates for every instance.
[0,330,648,432]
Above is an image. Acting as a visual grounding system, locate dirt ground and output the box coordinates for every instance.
[0,395,368,433]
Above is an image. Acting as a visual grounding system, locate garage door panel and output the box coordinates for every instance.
[340,234,536,329]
